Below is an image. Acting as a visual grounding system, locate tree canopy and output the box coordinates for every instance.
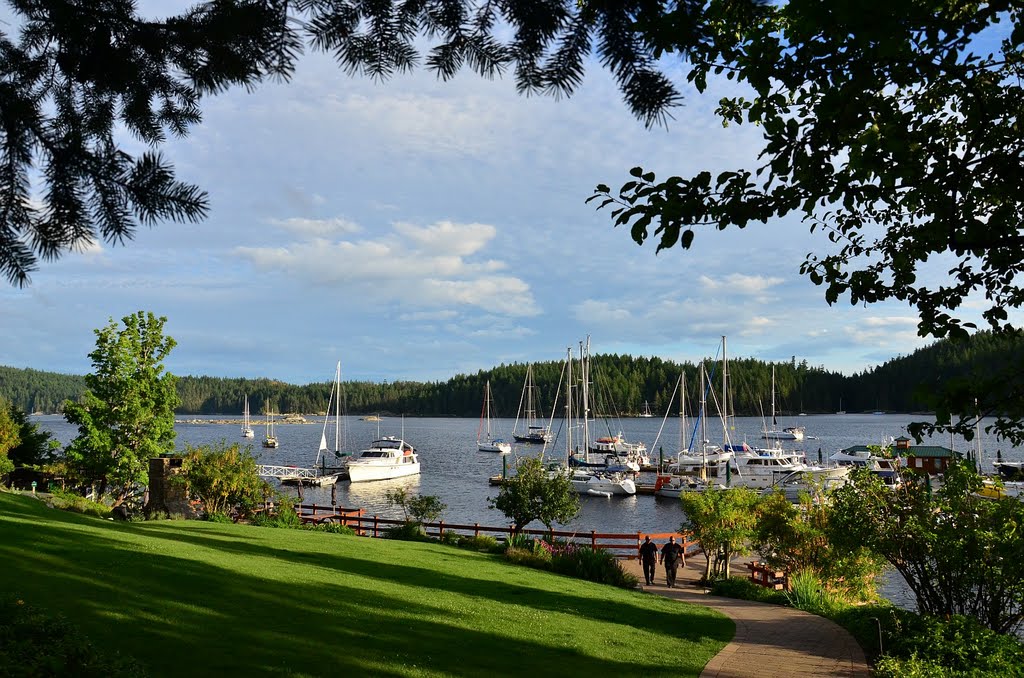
[488,456,579,532]
[0,0,678,285]
[830,462,1024,634]
[63,311,179,505]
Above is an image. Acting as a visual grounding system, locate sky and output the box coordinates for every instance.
[0,6,970,385]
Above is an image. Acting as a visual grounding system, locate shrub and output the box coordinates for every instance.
[382,522,430,541]
[250,496,302,529]
[549,545,637,589]
[439,529,460,546]
[505,532,533,551]
[205,511,232,524]
[708,576,788,605]
[458,534,500,552]
[785,570,845,617]
[0,596,146,677]
[307,522,356,536]
[872,654,951,678]
[503,546,552,570]
[46,489,111,519]
[883,613,1024,677]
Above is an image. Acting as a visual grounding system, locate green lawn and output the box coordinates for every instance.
[0,492,732,677]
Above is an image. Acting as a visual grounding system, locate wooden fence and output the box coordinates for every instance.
[288,503,694,560]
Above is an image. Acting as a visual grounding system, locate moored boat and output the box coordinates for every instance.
[347,437,420,483]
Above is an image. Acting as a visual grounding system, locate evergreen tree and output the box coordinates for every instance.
[63,311,179,506]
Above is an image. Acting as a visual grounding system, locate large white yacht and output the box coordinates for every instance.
[347,437,420,483]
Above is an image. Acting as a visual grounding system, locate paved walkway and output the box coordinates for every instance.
[621,559,870,678]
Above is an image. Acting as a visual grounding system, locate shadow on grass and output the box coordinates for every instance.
[1,494,731,677]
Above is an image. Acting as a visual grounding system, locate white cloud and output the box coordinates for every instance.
[236,219,538,316]
[269,217,362,237]
[699,273,784,296]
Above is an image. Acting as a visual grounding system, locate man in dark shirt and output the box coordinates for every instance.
[659,536,685,588]
[638,535,658,585]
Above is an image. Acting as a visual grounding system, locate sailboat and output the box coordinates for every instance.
[512,364,552,443]
[262,401,279,448]
[640,401,653,418]
[761,366,804,441]
[283,361,347,486]
[241,395,254,439]
[567,338,636,497]
[836,397,847,415]
[477,380,511,453]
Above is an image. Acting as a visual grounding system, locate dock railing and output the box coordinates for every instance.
[288,503,694,560]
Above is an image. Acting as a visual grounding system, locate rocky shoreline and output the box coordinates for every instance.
[174,414,316,425]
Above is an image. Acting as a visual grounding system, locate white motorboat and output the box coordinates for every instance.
[668,445,735,477]
[726,449,807,490]
[347,437,420,483]
[769,466,852,501]
[571,470,636,496]
[588,433,649,469]
[654,474,725,498]
[829,448,902,485]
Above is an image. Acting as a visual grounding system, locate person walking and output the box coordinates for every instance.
[639,536,658,585]
[660,536,685,588]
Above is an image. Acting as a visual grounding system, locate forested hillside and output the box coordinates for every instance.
[2,331,1020,417]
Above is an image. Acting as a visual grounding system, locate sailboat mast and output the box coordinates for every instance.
[335,361,341,454]
[581,337,591,457]
[721,335,729,442]
[700,362,707,469]
[565,346,574,466]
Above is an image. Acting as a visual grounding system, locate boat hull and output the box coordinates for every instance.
[571,474,636,496]
[347,461,421,483]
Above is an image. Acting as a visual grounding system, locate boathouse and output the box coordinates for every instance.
[840,436,962,475]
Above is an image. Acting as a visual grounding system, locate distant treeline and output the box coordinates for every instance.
[2,331,1021,417]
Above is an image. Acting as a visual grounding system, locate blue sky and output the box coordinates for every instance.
[0,8,962,385]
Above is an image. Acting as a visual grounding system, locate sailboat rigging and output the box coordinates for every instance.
[262,400,279,448]
[241,395,254,439]
[477,380,511,453]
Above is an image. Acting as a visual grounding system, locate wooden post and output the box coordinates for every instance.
[374,515,379,538]
[637,531,642,558]
[474,523,479,538]
[591,530,597,550]
[438,520,444,538]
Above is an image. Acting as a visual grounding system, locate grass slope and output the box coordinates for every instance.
[0,492,732,677]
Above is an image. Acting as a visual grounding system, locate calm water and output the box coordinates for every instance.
[32,412,1021,535]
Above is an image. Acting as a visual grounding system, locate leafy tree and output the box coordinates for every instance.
[489,456,580,532]
[63,311,179,506]
[679,487,759,582]
[755,487,882,601]
[579,2,1024,444]
[385,487,447,524]
[177,442,269,518]
[829,463,1024,634]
